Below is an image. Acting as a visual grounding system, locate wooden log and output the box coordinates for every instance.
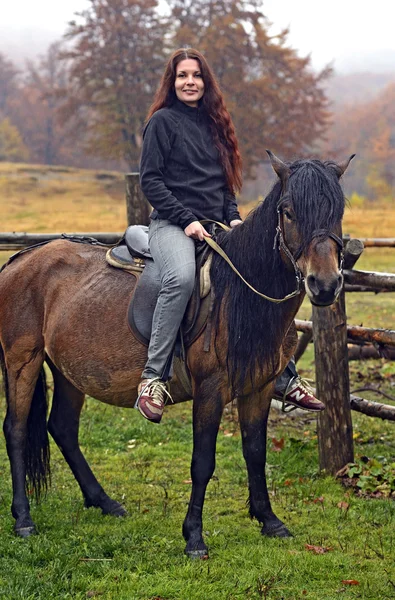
[125,173,151,226]
[305,384,395,421]
[343,238,364,270]
[0,232,122,250]
[295,319,395,347]
[346,325,395,346]
[344,284,392,293]
[350,393,395,421]
[356,238,395,247]
[348,344,395,360]
[294,325,312,363]
[312,280,354,473]
[344,269,395,291]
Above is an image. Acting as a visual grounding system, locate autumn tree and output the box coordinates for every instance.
[324,81,395,200]
[0,53,19,114]
[59,0,168,170]
[8,43,73,165]
[0,118,29,162]
[168,0,331,176]
[0,52,28,162]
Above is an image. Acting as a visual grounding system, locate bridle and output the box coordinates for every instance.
[201,197,344,304]
[273,198,344,299]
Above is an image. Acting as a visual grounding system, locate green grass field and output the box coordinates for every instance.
[0,162,394,599]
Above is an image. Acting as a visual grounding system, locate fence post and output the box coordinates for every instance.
[125,173,150,226]
[313,238,364,474]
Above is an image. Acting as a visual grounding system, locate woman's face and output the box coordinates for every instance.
[174,59,205,107]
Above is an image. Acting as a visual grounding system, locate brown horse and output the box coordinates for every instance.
[0,153,352,557]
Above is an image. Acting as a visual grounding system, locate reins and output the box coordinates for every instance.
[200,205,344,305]
[200,218,302,304]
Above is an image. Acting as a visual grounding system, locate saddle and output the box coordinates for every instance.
[106,225,214,358]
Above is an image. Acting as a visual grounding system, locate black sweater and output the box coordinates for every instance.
[139,99,241,230]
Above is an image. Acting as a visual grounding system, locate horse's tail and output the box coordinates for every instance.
[0,344,50,502]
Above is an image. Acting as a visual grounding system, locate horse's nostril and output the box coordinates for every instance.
[307,274,319,294]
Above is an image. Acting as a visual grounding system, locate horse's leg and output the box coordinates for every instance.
[182,382,225,558]
[47,363,126,516]
[3,348,47,537]
[237,389,292,538]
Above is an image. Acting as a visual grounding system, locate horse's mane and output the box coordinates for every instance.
[211,159,346,395]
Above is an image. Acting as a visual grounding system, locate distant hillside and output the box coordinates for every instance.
[324,71,395,109]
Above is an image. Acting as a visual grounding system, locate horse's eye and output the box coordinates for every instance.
[284,210,293,221]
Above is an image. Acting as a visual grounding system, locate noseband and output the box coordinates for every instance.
[274,201,344,295]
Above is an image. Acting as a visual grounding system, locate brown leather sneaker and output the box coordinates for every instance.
[135,378,172,423]
[274,377,325,413]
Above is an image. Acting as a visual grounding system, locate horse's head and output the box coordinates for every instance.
[267,151,354,307]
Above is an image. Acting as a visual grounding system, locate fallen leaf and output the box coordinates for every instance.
[342,580,360,586]
[305,544,333,554]
[312,496,325,504]
[223,430,233,437]
[182,479,192,484]
[337,501,349,511]
[336,465,350,478]
[271,437,285,452]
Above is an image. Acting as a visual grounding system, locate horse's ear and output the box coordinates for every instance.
[266,150,290,181]
[333,154,356,178]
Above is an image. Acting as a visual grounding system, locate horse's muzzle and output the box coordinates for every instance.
[305,272,343,306]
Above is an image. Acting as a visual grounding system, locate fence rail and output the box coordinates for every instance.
[0,232,122,251]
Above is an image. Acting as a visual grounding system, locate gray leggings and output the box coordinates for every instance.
[142,219,196,380]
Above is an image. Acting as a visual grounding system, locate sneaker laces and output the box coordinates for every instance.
[140,378,173,406]
[280,376,315,413]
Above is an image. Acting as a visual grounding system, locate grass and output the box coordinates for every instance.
[0,161,394,599]
[1,402,394,599]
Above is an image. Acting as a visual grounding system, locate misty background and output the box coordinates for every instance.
[1,0,395,201]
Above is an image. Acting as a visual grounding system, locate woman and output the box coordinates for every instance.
[137,48,323,423]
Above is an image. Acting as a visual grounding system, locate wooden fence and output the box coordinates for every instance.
[0,172,394,475]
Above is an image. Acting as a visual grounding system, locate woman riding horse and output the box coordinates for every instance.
[136,47,323,422]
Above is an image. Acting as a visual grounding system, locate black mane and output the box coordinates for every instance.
[211,159,346,395]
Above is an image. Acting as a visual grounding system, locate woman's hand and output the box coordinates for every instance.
[230,219,243,228]
[184,221,212,241]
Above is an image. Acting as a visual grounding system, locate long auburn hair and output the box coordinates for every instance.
[146,48,242,193]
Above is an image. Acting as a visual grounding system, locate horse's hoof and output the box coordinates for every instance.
[184,548,209,560]
[105,502,128,517]
[261,522,292,538]
[15,525,36,538]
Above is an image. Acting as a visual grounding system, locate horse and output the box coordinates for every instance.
[0,153,352,557]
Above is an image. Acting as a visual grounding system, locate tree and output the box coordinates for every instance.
[168,0,331,177]
[10,43,72,166]
[324,82,395,199]
[0,53,19,113]
[59,0,169,170]
[0,118,29,162]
